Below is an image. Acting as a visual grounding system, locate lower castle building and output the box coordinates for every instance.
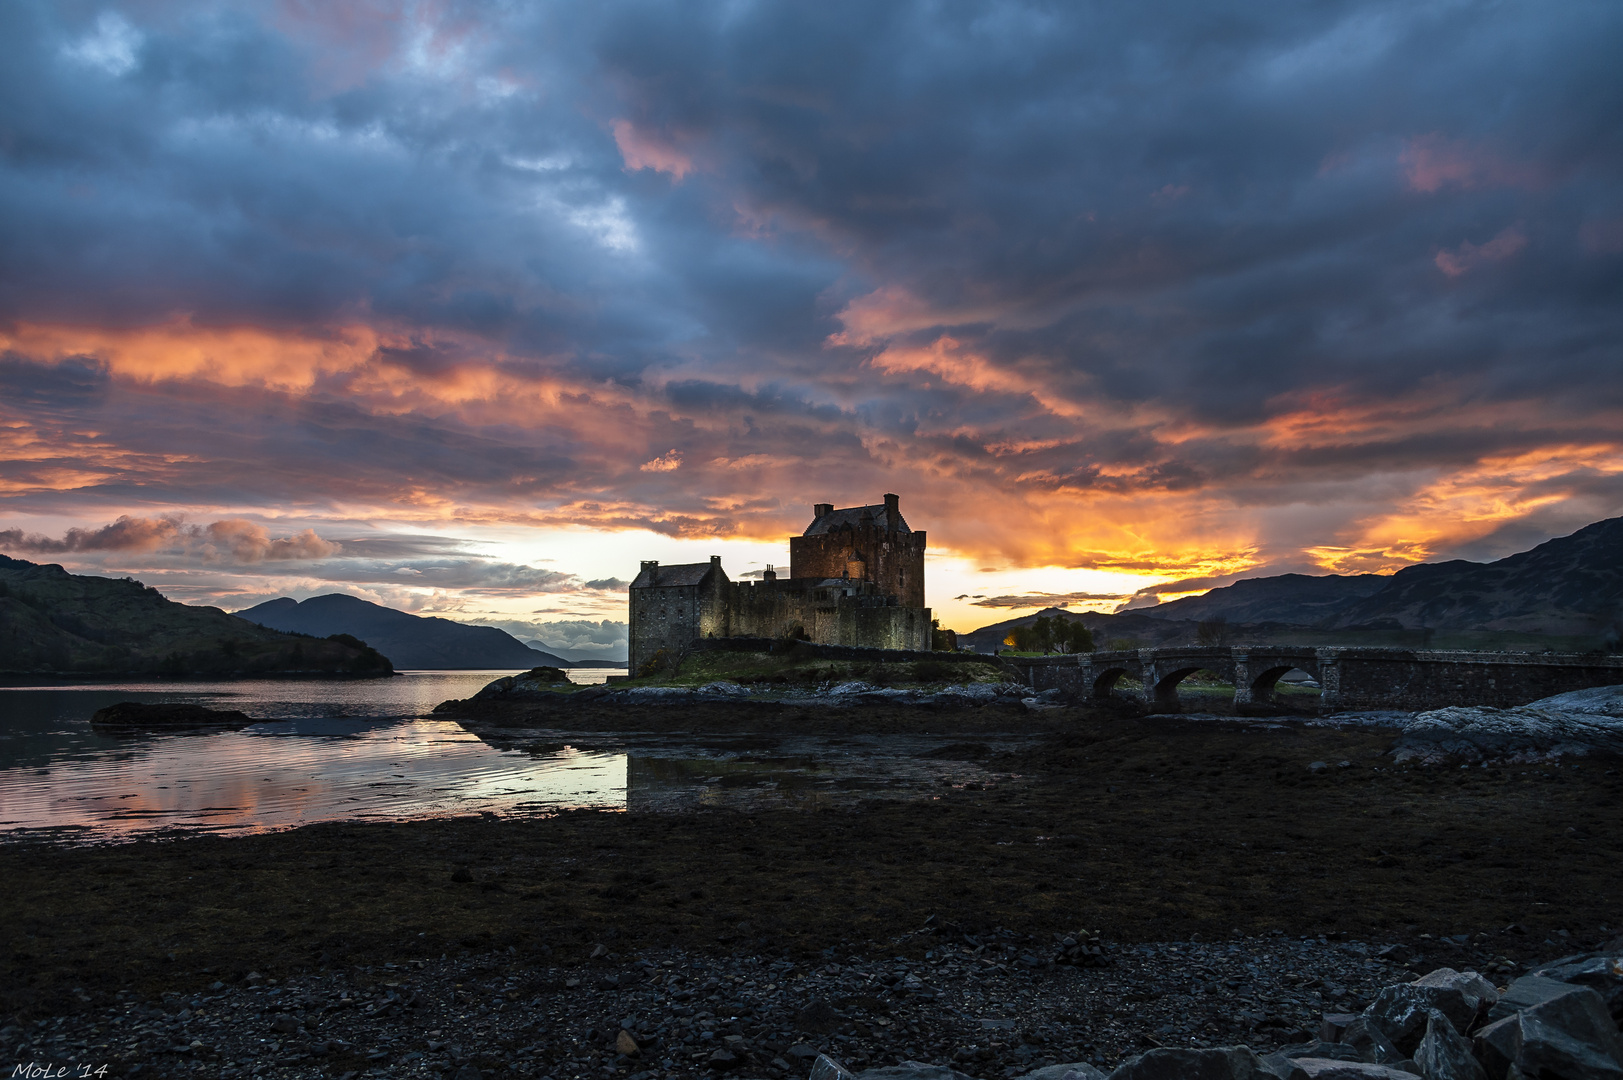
[628,494,932,673]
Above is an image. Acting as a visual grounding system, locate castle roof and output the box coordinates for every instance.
[629,561,727,589]
[803,503,911,536]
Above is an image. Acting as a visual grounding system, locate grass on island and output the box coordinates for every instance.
[612,648,1009,691]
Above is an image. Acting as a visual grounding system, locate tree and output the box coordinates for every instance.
[1059,619,1094,654]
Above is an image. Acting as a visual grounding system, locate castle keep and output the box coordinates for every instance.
[628,494,931,673]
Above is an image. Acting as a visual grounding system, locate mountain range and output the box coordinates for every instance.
[237,594,572,670]
[0,556,391,677]
[962,515,1623,650]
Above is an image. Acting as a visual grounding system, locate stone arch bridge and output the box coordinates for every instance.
[1000,646,1623,714]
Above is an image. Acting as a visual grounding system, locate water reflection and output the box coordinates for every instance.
[0,672,1019,844]
[470,726,1020,814]
[0,672,626,844]
[0,718,626,844]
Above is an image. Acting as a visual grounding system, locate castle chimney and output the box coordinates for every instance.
[641,560,658,571]
[883,493,899,535]
[710,555,721,565]
[814,503,833,519]
[763,564,777,582]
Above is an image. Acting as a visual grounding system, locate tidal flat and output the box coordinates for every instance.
[3,703,1620,1075]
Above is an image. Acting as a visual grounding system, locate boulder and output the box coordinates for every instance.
[1530,952,1623,1022]
[1269,1061,1420,1080]
[1412,1010,1484,1080]
[1473,985,1623,1080]
[1020,1065,1109,1080]
[1340,1017,1407,1066]
[1362,970,1497,1053]
[1269,1041,1365,1064]
[854,1065,977,1080]
[1106,1046,1277,1079]
[1484,975,1590,1023]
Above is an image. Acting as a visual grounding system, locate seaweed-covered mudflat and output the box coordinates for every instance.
[3,704,1620,1078]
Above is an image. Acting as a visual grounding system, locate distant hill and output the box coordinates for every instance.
[1142,573,1388,625]
[0,556,392,677]
[523,640,627,667]
[959,607,1203,654]
[1326,516,1623,636]
[961,515,1623,649]
[238,594,570,670]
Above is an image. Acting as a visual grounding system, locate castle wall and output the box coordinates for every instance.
[722,578,931,652]
[790,530,927,609]
[627,558,730,674]
[628,583,700,675]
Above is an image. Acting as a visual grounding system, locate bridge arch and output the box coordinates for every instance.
[1149,665,1208,711]
[1090,666,1134,699]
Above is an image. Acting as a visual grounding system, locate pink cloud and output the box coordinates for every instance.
[1400,134,1543,194]
[1435,225,1527,277]
[611,120,694,181]
[1579,218,1623,255]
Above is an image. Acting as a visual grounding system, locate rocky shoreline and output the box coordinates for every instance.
[6,929,1619,1080]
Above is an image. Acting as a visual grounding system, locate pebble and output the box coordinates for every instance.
[1,931,1462,1079]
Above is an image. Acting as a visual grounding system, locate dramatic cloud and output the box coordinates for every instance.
[1,0,1620,631]
[0,516,339,562]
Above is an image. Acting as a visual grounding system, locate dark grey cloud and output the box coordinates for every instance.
[0,0,1619,581]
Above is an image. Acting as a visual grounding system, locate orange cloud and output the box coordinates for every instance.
[0,320,382,391]
[640,449,683,472]
[1307,443,1623,573]
[611,119,694,180]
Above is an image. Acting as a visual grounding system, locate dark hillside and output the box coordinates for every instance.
[238,594,568,669]
[1328,516,1623,636]
[1142,572,1388,625]
[0,556,391,677]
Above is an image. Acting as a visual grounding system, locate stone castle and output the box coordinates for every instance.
[628,493,931,674]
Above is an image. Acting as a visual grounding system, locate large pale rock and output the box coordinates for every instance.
[1106,1046,1277,1080]
[1394,685,1623,763]
[1413,1011,1485,1080]
[1473,985,1623,1080]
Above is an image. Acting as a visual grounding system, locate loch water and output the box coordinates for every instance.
[0,670,1017,844]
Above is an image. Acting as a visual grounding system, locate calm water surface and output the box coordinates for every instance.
[0,670,1016,844]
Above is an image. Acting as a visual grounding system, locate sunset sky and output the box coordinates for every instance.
[2,1,1621,658]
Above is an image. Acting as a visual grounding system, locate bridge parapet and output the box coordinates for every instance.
[994,645,1623,713]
